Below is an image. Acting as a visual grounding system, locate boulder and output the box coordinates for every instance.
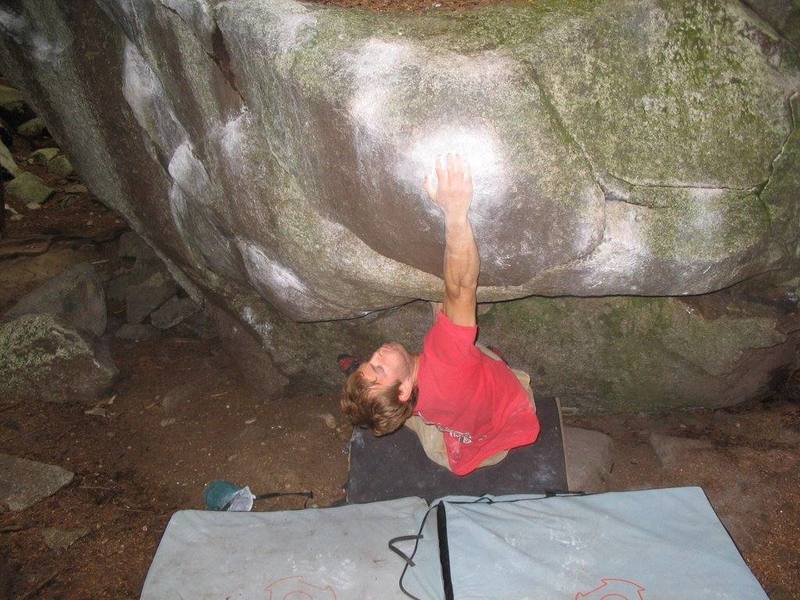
[564,426,614,493]
[0,453,74,512]
[125,271,177,324]
[0,1,797,317]
[150,295,200,329]
[4,263,107,337]
[0,314,117,404]
[16,116,46,138]
[5,171,54,205]
[0,1,798,409]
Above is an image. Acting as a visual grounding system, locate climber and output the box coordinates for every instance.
[339,154,540,476]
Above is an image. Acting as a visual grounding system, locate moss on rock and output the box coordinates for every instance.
[0,314,117,404]
[478,293,790,413]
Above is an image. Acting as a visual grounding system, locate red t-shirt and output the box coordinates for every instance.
[415,312,541,475]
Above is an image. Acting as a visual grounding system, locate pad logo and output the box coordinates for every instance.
[575,577,646,600]
[266,576,337,600]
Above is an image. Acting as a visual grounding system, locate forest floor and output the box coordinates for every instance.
[1,122,798,599]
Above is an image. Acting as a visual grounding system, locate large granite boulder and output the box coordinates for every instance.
[0,0,798,409]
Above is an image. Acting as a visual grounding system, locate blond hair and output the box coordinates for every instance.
[340,369,416,436]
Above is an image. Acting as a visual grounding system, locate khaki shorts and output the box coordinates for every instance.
[404,344,535,471]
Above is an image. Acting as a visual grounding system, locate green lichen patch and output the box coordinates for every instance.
[640,187,769,262]
[0,314,116,404]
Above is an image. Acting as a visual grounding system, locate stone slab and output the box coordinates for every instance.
[0,454,74,512]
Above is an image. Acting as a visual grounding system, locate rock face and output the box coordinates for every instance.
[478,279,800,412]
[0,0,798,409]
[0,314,117,404]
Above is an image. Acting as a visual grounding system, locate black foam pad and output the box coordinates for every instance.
[345,397,566,504]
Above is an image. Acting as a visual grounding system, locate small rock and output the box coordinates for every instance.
[30,147,59,165]
[63,183,88,194]
[649,433,713,469]
[125,271,177,324]
[84,407,108,418]
[0,138,18,178]
[25,202,41,210]
[160,418,176,427]
[16,117,46,138]
[41,527,89,551]
[4,263,107,337]
[564,426,614,493]
[9,214,23,221]
[6,171,54,205]
[150,296,200,330]
[48,155,73,177]
[114,323,159,342]
[0,453,74,512]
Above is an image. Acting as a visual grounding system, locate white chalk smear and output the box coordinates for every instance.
[122,40,186,157]
[168,141,211,202]
[238,240,326,314]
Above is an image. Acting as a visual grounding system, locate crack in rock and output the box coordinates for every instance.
[157,0,245,104]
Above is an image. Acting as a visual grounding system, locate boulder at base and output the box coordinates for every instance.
[0,314,117,404]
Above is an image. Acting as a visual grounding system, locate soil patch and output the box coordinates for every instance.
[308,0,524,11]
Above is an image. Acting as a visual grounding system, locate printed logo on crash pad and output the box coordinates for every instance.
[575,577,646,600]
[266,576,337,600]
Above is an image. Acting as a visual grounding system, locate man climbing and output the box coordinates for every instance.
[339,154,540,476]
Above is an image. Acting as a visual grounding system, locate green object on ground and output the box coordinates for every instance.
[203,480,243,510]
[6,171,54,204]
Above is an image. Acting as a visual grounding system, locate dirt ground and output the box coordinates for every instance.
[1,123,799,599]
[308,0,525,11]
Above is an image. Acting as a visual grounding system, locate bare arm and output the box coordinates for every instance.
[424,154,478,327]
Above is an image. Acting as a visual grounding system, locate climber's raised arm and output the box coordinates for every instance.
[423,154,478,327]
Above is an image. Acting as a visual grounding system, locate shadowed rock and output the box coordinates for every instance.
[4,263,107,337]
